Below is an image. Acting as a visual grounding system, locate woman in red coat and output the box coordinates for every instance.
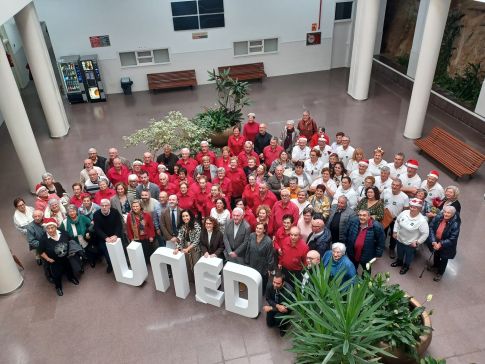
[126,200,155,263]
[227,127,246,157]
[176,182,196,215]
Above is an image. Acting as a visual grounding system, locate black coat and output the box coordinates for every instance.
[427,213,461,259]
[344,217,385,264]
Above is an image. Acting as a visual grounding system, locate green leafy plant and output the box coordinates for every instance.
[197,69,251,132]
[285,266,392,363]
[123,111,211,154]
[420,355,446,364]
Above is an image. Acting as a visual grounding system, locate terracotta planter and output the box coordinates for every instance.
[210,123,240,147]
[381,297,433,364]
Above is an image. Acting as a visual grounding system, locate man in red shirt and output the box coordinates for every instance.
[271,189,299,232]
[297,110,318,140]
[69,182,88,208]
[195,140,217,165]
[106,157,130,185]
[158,173,178,196]
[238,141,260,168]
[263,137,284,168]
[226,157,247,204]
[143,152,159,183]
[252,182,277,214]
[176,148,198,177]
[278,226,309,285]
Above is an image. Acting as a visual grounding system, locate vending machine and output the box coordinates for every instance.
[79,55,106,102]
[58,55,87,104]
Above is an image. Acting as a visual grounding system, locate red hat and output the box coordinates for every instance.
[358,160,369,166]
[409,198,423,208]
[42,218,58,228]
[405,159,419,169]
[427,170,439,179]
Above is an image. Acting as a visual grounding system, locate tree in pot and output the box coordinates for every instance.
[283,267,433,363]
[195,69,251,146]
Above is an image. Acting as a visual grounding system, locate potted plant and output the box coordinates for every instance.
[194,69,251,146]
[123,110,211,154]
[284,267,433,363]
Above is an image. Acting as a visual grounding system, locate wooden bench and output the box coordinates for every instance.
[147,70,197,91]
[415,127,485,179]
[218,62,266,81]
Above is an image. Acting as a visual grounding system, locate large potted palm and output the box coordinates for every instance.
[195,69,251,147]
[284,267,433,363]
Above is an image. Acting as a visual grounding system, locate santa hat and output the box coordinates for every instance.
[409,198,423,208]
[405,159,419,169]
[427,170,439,179]
[36,186,48,195]
[358,160,369,167]
[42,218,58,228]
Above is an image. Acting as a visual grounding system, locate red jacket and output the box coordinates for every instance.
[226,168,247,197]
[126,212,155,241]
[228,135,247,156]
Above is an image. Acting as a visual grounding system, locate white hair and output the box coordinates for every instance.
[332,242,346,254]
[442,205,456,216]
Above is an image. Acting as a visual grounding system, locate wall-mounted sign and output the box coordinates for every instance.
[306,32,321,46]
[192,31,208,39]
[89,35,111,48]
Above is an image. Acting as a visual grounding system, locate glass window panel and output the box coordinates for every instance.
[119,52,137,66]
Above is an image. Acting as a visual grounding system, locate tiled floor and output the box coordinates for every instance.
[0,67,484,363]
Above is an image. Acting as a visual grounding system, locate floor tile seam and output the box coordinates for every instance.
[443,348,485,360]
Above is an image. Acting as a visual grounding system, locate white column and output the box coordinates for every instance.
[475,80,485,118]
[347,0,380,101]
[0,43,46,191]
[0,229,23,295]
[407,0,430,78]
[374,0,387,55]
[15,2,69,138]
[404,0,451,139]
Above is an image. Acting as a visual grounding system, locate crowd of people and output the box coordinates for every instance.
[12,110,462,334]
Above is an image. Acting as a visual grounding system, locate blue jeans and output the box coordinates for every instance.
[396,242,416,267]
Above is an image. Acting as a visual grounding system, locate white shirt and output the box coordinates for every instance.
[310,178,337,197]
[80,166,106,185]
[420,181,445,204]
[375,176,392,194]
[210,208,231,232]
[316,146,332,166]
[290,198,311,216]
[368,159,388,176]
[13,206,35,234]
[331,142,341,153]
[382,189,409,217]
[387,162,407,180]
[332,186,358,209]
[291,145,311,162]
[349,169,372,191]
[393,210,429,245]
[400,173,422,190]
[304,159,325,183]
[336,145,355,167]
[346,159,360,173]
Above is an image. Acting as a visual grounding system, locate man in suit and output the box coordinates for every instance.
[160,194,182,249]
[136,170,160,199]
[306,215,332,257]
[223,207,251,264]
[267,165,290,199]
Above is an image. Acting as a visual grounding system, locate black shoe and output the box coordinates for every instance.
[106,265,113,273]
[433,274,443,282]
[399,266,409,275]
[90,261,96,268]
[68,277,79,285]
[389,251,396,260]
[36,258,43,266]
[391,260,403,267]
[56,288,63,296]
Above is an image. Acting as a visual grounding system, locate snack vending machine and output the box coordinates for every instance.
[58,55,87,104]
[79,55,106,102]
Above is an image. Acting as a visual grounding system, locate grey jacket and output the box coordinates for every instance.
[223,219,251,264]
[26,221,45,251]
[327,205,356,243]
[136,183,161,200]
[266,175,290,197]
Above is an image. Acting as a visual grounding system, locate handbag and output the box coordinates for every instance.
[381,208,394,229]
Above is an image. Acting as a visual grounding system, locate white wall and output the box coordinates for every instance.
[2,18,30,88]
[0,0,31,25]
[34,0,341,93]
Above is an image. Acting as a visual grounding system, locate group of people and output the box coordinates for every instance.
[12,110,461,334]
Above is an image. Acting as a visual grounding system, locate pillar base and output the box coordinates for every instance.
[0,277,24,296]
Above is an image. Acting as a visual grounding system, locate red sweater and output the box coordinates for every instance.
[226,168,247,197]
[94,188,116,205]
[252,191,278,214]
[228,135,247,156]
[243,121,260,142]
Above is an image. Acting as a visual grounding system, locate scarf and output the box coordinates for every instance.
[130,212,146,240]
[284,128,294,150]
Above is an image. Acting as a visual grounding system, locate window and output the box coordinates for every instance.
[171,0,224,31]
[335,1,353,20]
[233,38,278,56]
[119,49,170,67]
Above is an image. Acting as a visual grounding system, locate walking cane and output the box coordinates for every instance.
[419,250,434,278]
